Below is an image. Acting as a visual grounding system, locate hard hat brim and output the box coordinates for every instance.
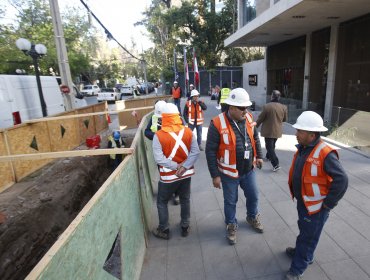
[224,99,252,107]
[292,123,328,132]
[154,112,162,117]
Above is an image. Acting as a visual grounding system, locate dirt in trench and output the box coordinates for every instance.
[0,135,133,280]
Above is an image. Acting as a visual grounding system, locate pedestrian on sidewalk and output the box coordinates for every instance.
[152,103,200,240]
[187,84,195,100]
[285,111,348,280]
[168,81,183,114]
[183,89,207,151]
[205,88,264,245]
[256,90,288,172]
[218,82,231,112]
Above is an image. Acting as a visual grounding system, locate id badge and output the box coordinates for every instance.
[244,150,250,159]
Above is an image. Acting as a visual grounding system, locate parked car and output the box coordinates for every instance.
[120,85,141,96]
[81,84,100,96]
[97,88,120,102]
[138,82,155,94]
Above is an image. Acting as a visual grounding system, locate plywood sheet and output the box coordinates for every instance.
[93,103,108,133]
[118,108,153,129]
[76,107,96,144]
[0,132,15,190]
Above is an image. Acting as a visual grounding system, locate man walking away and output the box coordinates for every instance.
[169,81,183,114]
[206,88,264,245]
[256,90,288,172]
[183,89,207,151]
[285,111,348,280]
[152,103,200,240]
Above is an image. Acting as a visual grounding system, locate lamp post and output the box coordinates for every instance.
[16,38,48,117]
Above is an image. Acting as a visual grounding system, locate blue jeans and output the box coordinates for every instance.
[265,138,278,167]
[188,124,202,146]
[173,98,181,114]
[290,202,330,275]
[220,170,259,225]
[157,178,191,230]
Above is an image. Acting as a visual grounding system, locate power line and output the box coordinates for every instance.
[79,0,143,62]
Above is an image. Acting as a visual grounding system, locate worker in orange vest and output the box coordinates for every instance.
[152,103,200,240]
[168,81,183,114]
[285,111,348,280]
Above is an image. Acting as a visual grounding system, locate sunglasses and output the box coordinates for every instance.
[234,106,248,111]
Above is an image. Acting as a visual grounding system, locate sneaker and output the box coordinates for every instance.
[286,247,314,265]
[226,224,238,245]
[285,271,302,280]
[173,195,180,205]
[246,214,264,233]
[152,227,170,240]
[181,226,190,237]
[272,165,281,172]
[198,145,204,151]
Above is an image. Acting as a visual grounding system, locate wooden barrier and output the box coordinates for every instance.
[0,103,109,193]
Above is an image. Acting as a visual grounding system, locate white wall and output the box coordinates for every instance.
[243,59,267,109]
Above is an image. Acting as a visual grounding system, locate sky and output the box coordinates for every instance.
[1,0,154,51]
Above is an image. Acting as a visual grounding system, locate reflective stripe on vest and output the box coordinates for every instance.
[108,136,122,160]
[220,88,231,104]
[187,101,204,125]
[288,140,337,215]
[157,128,195,183]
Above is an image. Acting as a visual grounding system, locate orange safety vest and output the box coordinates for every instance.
[213,112,257,178]
[171,87,181,99]
[288,140,338,215]
[186,100,204,125]
[156,127,195,183]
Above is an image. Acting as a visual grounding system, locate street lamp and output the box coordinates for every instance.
[16,38,48,117]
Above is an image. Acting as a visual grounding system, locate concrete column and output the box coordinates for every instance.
[238,0,243,29]
[324,24,339,123]
[302,33,311,110]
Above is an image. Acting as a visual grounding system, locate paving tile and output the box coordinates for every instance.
[201,239,246,280]
[271,200,298,227]
[139,246,167,280]
[248,272,285,280]
[354,255,370,277]
[344,188,370,215]
[195,209,225,242]
[192,190,220,213]
[320,259,370,280]
[259,180,291,203]
[314,232,349,264]
[235,234,282,278]
[299,263,330,280]
[259,201,292,232]
[325,216,370,258]
[167,243,206,280]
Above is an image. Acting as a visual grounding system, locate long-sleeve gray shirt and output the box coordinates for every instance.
[292,137,348,210]
[153,130,200,170]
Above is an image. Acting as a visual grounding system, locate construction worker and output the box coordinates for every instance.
[107,130,126,170]
[152,103,200,239]
[218,82,231,112]
[168,81,183,113]
[285,111,348,280]
[256,90,288,171]
[144,100,167,140]
[206,88,264,245]
[187,83,195,100]
[183,89,207,151]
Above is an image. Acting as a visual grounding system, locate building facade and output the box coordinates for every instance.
[225,0,370,125]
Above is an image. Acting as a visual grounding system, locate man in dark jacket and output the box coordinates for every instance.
[285,111,348,280]
[206,88,264,245]
[256,90,288,171]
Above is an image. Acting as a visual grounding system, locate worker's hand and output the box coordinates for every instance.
[176,166,187,177]
[256,159,263,170]
[212,176,222,189]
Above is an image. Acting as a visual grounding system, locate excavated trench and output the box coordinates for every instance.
[0,137,133,280]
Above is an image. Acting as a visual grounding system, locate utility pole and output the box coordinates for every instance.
[49,0,75,110]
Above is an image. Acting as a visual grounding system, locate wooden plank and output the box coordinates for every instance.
[0,148,134,162]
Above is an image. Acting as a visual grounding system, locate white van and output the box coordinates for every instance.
[0,75,66,129]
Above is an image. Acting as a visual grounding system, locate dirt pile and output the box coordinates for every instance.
[0,154,112,280]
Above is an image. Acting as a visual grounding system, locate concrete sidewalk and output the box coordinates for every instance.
[140,97,370,280]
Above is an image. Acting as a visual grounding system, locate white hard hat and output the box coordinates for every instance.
[162,103,179,114]
[292,111,328,132]
[224,88,252,107]
[189,84,194,88]
[173,81,178,84]
[190,89,200,97]
[154,100,166,117]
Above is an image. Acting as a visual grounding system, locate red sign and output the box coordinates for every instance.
[60,84,70,94]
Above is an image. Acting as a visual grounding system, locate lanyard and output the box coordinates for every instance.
[232,120,248,149]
